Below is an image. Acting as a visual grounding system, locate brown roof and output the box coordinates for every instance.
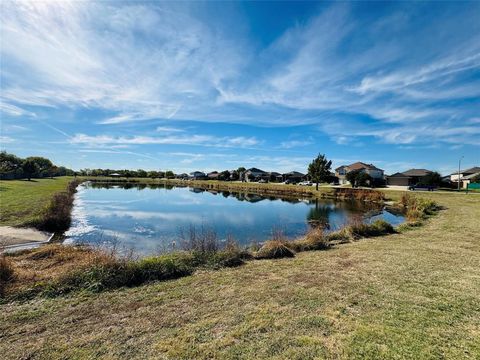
[347,162,383,171]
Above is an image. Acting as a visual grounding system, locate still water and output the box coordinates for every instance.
[65,182,404,255]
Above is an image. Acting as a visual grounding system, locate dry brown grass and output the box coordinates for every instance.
[255,240,296,259]
[2,245,108,297]
[289,227,332,252]
[0,255,14,297]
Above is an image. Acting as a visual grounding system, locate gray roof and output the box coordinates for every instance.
[246,167,267,174]
[463,172,480,180]
[400,169,433,177]
[283,171,305,177]
[462,167,480,175]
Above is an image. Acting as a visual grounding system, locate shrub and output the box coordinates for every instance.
[255,240,295,259]
[36,180,80,232]
[401,193,439,222]
[347,219,396,239]
[48,252,195,295]
[324,229,352,243]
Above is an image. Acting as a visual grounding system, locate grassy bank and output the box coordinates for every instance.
[1,192,478,358]
[0,177,75,228]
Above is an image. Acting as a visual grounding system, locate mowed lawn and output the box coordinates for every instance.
[1,191,479,359]
[0,177,73,227]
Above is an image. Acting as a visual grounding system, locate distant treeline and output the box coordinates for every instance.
[77,168,177,179]
[0,151,74,180]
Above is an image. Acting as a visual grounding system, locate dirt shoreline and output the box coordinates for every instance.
[0,226,53,248]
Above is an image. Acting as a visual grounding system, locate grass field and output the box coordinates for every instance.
[1,189,479,359]
[0,177,74,227]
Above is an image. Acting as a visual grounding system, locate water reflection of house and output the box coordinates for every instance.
[190,187,205,193]
[244,193,265,203]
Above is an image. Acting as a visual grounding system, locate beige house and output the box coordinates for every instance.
[335,162,384,185]
[450,167,480,189]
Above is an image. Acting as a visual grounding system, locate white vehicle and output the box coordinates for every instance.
[298,181,313,186]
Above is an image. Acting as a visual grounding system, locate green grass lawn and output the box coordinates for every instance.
[0,177,73,227]
[1,191,479,359]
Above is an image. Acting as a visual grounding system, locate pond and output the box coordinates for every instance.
[65,182,404,255]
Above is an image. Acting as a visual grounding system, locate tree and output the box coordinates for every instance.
[219,170,230,181]
[165,170,175,179]
[22,159,38,181]
[346,169,372,188]
[137,169,147,178]
[345,169,361,187]
[421,171,442,186]
[0,151,23,179]
[25,157,53,177]
[307,154,332,190]
[148,171,159,179]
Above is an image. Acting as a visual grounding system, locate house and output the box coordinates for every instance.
[268,171,282,182]
[462,172,480,189]
[207,171,219,180]
[282,171,306,183]
[450,166,480,182]
[335,162,384,185]
[189,171,207,180]
[244,167,269,182]
[175,173,189,180]
[450,167,480,189]
[387,169,433,187]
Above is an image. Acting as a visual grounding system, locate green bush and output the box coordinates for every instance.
[348,219,396,238]
[50,253,195,295]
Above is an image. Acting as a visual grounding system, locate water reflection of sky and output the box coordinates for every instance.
[65,184,404,255]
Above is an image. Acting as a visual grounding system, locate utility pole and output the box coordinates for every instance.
[458,156,464,191]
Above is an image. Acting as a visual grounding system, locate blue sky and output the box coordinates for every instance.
[1,1,479,175]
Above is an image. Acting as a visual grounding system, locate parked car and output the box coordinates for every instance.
[298,181,312,186]
[258,179,268,183]
[284,179,298,185]
[408,184,436,191]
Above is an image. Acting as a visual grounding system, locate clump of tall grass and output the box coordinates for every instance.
[180,224,220,253]
[0,255,15,298]
[400,193,439,222]
[289,227,332,252]
[255,240,296,259]
[348,219,396,239]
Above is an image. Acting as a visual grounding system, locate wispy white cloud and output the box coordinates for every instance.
[279,139,313,149]
[1,1,479,150]
[0,136,15,144]
[71,133,260,148]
